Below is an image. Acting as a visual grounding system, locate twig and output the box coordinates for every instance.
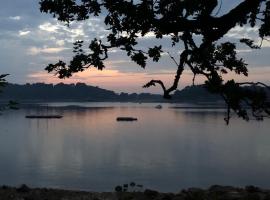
[166,51,179,66]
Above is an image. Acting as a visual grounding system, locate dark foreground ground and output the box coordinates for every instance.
[1,185,270,200]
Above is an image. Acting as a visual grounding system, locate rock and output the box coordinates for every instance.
[187,188,205,193]
[16,184,30,193]
[172,195,185,200]
[185,188,207,200]
[144,189,159,198]
[1,184,270,200]
[244,193,262,200]
[209,185,237,194]
[161,194,174,200]
[263,193,270,200]
[226,191,243,200]
[115,186,123,192]
[1,185,9,190]
[246,185,261,193]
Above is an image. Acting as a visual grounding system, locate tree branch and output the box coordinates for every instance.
[238,82,270,90]
[143,79,167,97]
[156,0,262,42]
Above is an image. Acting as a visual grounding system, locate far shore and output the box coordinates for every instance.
[0,101,227,109]
[1,184,270,200]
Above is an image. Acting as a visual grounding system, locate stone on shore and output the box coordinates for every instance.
[1,185,270,200]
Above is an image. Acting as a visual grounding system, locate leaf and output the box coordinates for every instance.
[240,38,260,49]
[148,46,162,62]
[131,52,147,68]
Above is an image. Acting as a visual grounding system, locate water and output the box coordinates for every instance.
[0,102,270,192]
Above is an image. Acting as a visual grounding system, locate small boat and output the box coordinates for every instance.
[25,115,63,119]
[116,117,138,121]
[155,105,162,109]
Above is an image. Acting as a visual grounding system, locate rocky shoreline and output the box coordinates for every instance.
[1,185,270,200]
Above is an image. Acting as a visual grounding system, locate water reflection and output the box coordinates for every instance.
[0,104,270,192]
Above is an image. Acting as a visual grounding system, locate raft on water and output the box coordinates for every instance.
[116,117,138,121]
[25,115,63,119]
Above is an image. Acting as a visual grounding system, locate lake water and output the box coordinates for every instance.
[0,102,270,192]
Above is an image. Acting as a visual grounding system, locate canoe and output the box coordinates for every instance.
[25,115,63,119]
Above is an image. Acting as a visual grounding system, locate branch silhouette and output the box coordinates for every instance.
[39,0,270,123]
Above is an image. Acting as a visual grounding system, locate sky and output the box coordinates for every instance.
[0,0,270,94]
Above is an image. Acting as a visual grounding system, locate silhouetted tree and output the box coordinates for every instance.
[0,74,9,103]
[39,0,270,123]
[0,74,18,112]
[0,74,8,91]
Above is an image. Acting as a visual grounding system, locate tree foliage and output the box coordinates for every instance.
[0,74,18,112]
[39,0,270,123]
[0,74,8,93]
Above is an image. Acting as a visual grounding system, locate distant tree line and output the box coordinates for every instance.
[0,82,225,103]
[0,82,162,102]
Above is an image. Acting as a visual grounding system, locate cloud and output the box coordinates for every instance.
[56,40,65,46]
[226,26,259,39]
[27,46,69,55]
[260,40,270,48]
[9,16,21,20]
[19,30,30,36]
[37,21,88,42]
[1,0,270,93]
[39,22,60,33]
[236,49,253,54]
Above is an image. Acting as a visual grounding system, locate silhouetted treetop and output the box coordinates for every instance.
[0,74,18,111]
[1,82,165,102]
[39,0,270,123]
[0,74,8,95]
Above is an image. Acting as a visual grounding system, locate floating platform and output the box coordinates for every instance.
[25,115,63,119]
[116,117,138,121]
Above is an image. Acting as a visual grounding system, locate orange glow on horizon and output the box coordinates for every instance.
[27,66,270,93]
[27,68,198,93]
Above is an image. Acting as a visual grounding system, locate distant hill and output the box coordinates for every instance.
[0,83,116,101]
[0,83,164,102]
[173,85,222,102]
[4,83,261,103]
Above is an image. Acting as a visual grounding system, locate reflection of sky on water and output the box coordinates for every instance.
[0,103,270,192]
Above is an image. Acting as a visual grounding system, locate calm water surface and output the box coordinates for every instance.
[0,102,270,192]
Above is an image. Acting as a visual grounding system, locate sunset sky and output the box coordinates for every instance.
[0,0,270,93]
